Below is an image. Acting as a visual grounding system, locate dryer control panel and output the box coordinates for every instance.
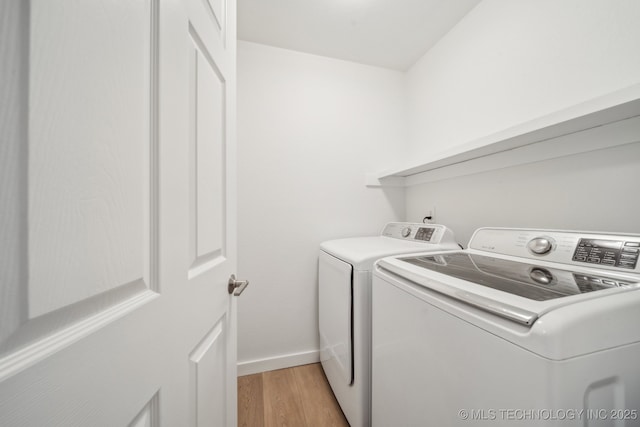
[381,222,456,245]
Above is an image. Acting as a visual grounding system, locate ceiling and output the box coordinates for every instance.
[237,0,482,71]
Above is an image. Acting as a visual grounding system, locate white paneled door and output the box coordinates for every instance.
[0,0,238,425]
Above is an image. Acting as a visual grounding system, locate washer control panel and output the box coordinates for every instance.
[572,238,640,269]
[469,228,640,273]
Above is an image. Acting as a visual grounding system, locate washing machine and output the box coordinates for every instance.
[319,222,459,427]
[372,227,640,426]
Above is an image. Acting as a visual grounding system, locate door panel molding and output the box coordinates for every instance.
[149,0,161,294]
[129,390,160,427]
[188,315,227,427]
[0,285,157,382]
[0,0,29,347]
[203,0,225,38]
[0,0,161,383]
[28,0,157,317]
[188,25,228,279]
[186,1,229,75]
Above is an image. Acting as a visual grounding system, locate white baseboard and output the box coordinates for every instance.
[237,349,320,376]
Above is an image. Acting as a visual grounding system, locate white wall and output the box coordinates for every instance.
[404,0,640,244]
[406,0,640,157]
[236,41,406,373]
[407,142,640,245]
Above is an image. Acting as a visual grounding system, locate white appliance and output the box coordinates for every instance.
[372,227,640,427]
[319,222,459,427]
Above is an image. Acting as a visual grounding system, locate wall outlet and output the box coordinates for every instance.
[424,206,436,224]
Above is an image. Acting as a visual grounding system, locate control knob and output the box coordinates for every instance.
[527,237,554,255]
[401,227,412,238]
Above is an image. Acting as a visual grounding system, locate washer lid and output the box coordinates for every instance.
[377,251,640,326]
[321,236,458,271]
[405,252,634,301]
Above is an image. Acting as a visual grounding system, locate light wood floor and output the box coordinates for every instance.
[238,363,349,427]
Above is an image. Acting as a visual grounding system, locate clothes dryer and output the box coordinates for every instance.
[319,222,459,426]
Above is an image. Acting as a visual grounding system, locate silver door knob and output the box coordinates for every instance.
[228,274,249,296]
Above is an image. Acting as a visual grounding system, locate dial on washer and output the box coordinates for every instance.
[527,237,554,255]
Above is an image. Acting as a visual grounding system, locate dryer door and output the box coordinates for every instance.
[319,250,353,385]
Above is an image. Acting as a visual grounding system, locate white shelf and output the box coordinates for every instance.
[367,84,640,187]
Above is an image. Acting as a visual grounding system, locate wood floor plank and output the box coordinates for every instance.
[238,373,264,427]
[263,368,307,427]
[292,364,349,427]
[238,363,349,427]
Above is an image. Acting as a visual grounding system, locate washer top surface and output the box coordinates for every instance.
[320,223,459,270]
[374,227,640,359]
